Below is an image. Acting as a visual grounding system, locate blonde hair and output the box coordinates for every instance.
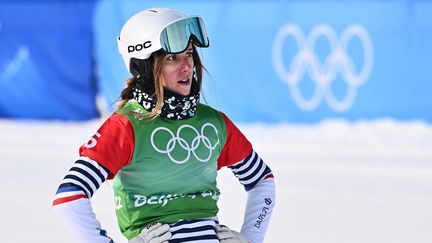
[117,45,204,120]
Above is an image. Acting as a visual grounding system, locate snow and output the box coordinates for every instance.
[1,118,431,242]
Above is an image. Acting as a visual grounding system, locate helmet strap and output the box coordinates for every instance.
[130,57,155,93]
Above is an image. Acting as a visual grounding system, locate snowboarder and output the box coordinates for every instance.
[53,7,275,243]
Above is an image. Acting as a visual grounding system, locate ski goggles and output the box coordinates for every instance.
[160,16,210,53]
[118,16,209,58]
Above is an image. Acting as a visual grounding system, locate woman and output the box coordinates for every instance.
[53,8,275,243]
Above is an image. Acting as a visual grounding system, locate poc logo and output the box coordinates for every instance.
[128,41,152,53]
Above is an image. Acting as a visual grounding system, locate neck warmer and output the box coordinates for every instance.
[132,81,200,120]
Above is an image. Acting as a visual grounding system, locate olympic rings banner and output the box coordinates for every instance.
[94,0,432,123]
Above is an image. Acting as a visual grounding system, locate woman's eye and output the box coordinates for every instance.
[186,51,193,58]
[167,55,176,61]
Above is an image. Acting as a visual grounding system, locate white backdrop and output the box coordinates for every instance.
[1,119,431,242]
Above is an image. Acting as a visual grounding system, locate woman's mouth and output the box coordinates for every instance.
[177,79,191,85]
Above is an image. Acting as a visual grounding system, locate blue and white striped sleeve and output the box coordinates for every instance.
[53,157,109,205]
[228,150,275,243]
[52,156,114,243]
[228,150,274,191]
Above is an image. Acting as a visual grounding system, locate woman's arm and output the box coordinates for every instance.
[228,151,275,243]
[217,113,275,243]
[52,157,114,242]
[52,113,135,242]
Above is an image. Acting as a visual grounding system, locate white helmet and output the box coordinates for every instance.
[117,8,209,73]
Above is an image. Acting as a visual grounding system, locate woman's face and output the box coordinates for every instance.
[160,45,194,96]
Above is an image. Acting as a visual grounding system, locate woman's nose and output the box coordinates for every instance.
[181,57,193,72]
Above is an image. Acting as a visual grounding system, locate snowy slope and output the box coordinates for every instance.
[1,119,431,242]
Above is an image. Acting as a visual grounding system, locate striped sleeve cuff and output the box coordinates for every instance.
[53,157,110,206]
[228,150,274,191]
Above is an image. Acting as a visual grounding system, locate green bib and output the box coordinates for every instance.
[113,100,227,239]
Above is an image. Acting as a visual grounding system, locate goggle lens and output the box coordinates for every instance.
[160,17,209,54]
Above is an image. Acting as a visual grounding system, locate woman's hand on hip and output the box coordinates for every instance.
[129,222,171,243]
[216,224,249,243]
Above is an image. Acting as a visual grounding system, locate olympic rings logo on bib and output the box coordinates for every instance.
[150,123,220,164]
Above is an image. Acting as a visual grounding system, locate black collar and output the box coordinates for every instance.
[132,80,200,120]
